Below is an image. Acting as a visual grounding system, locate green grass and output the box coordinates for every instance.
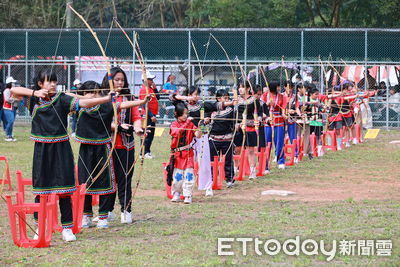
[0,126,399,266]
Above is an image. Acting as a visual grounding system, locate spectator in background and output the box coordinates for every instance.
[162,74,177,94]
[3,77,20,141]
[388,85,400,123]
[139,72,159,159]
[377,81,388,98]
[70,79,81,136]
[207,86,216,97]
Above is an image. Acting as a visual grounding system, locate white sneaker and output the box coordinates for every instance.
[121,211,133,224]
[205,188,213,196]
[5,137,12,142]
[11,137,16,142]
[97,219,109,228]
[93,211,116,222]
[294,157,299,164]
[352,138,358,145]
[144,153,153,159]
[108,211,116,221]
[171,192,181,202]
[345,142,351,148]
[337,146,342,151]
[81,215,93,228]
[183,196,192,204]
[272,156,277,163]
[263,170,270,175]
[226,180,237,188]
[62,229,77,242]
[278,164,285,169]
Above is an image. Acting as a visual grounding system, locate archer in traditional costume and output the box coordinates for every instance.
[169,102,202,204]
[170,86,214,195]
[262,81,287,169]
[208,89,237,188]
[283,81,300,163]
[341,82,357,148]
[307,87,328,156]
[327,86,344,150]
[101,67,144,225]
[11,69,112,242]
[234,82,262,179]
[75,81,149,229]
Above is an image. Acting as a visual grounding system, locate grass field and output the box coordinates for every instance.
[0,126,399,266]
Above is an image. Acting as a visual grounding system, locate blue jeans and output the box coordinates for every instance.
[3,109,15,137]
[287,122,298,157]
[274,126,286,165]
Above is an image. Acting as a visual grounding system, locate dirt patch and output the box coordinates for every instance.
[137,175,400,203]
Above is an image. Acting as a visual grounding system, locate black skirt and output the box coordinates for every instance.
[32,141,76,195]
[78,143,116,195]
[234,129,258,147]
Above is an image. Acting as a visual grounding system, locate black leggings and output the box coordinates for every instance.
[105,148,135,213]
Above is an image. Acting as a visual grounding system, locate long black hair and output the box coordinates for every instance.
[29,69,58,115]
[101,67,130,95]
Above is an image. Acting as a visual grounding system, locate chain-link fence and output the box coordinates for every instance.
[1,28,399,128]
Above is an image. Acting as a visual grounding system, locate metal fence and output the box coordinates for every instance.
[1,28,399,128]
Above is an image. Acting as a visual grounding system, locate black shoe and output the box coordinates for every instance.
[308,153,313,160]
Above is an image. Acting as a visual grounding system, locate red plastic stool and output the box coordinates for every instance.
[71,184,86,234]
[255,147,266,176]
[16,170,32,204]
[0,156,13,190]
[354,124,362,143]
[322,131,337,152]
[211,155,224,190]
[234,148,249,181]
[310,133,318,157]
[6,194,57,248]
[284,138,296,166]
[297,136,304,161]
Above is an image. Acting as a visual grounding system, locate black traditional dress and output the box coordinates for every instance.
[75,102,117,195]
[31,92,79,195]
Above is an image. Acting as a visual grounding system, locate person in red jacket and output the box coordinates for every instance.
[169,102,202,204]
[139,72,159,159]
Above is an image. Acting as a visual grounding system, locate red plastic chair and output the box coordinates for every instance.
[16,170,31,204]
[0,156,12,190]
[6,194,57,248]
[284,138,296,166]
[309,133,318,157]
[234,149,249,181]
[354,124,362,143]
[297,136,304,161]
[322,131,337,152]
[211,155,224,190]
[71,184,86,234]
